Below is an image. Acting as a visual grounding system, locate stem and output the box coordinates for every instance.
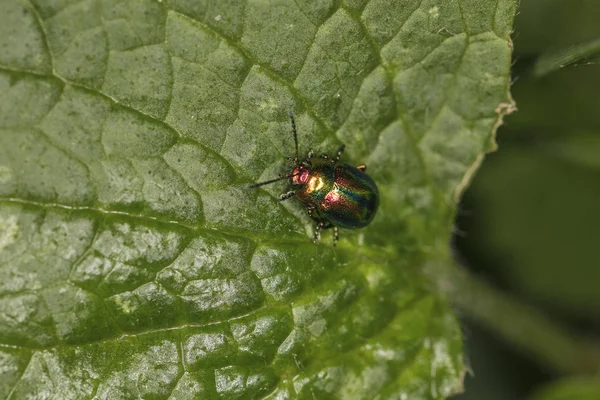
[432,263,600,375]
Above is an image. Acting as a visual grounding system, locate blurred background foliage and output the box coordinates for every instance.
[451,0,600,399]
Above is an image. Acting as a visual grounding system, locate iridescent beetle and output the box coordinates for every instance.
[249,112,379,246]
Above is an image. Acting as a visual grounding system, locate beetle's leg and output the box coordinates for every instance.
[313,222,322,243]
[313,218,332,243]
[312,218,336,245]
[317,222,337,245]
[334,145,345,162]
[307,207,323,224]
[356,164,367,171]
[278,191,296,201]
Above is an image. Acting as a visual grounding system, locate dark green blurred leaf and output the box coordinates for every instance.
[533,37,600,77]
[471,136,600,314]
[516,0,600,55]
[509,67,600,131]
[530,378,600,400]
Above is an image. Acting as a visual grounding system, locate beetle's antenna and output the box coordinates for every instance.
[289,111,299,165]
[248,172,300,189]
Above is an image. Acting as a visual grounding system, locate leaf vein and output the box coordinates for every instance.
[4,351,34,400]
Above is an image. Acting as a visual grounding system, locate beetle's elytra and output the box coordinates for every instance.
[249,112,379,246]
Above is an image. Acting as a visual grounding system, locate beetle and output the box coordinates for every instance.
[249,112,379,246]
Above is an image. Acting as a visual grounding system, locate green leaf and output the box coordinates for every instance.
[0,0,516,398]
[533,37,600,77]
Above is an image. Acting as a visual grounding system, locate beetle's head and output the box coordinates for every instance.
[290,165,310,186]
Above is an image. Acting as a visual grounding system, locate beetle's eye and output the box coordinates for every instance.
[299,169,309,184]
[291,167,310,185]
